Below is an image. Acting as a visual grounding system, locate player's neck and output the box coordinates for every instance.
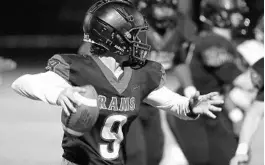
[98,56,121,71]
[98,56,124,79]
[212,27,232,41]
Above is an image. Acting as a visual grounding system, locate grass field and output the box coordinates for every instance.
[0,66,263,165]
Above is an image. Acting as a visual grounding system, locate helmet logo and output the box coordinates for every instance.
[116,7,134,22]
[114,45,124,52]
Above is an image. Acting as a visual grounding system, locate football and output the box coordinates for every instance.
[61,85,99,136]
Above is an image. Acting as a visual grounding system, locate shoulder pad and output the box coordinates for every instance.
[46,54,77,80]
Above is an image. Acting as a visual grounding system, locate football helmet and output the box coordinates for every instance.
[200,0,249,29]
[135,0,179,31]
[83,0,151,69]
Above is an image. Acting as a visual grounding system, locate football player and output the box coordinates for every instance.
[230,57,264,165]
[166,0,253,165]
[126,0,198,165]
[12,1,223,165]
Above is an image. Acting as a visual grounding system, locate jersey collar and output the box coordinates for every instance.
[91,56,133,94]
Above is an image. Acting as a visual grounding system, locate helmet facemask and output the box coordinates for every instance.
[123,23,151,69]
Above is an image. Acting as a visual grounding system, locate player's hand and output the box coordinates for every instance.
[230,154,249,165]
[189,91,224,119]
[57,87,87,116]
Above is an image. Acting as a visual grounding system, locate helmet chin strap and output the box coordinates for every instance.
[121,55,146,70]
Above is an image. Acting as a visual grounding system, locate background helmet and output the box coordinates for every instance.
[83,0,151,69]
[200,0,249,29]
[134,0,179,31]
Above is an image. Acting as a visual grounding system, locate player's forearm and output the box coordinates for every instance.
[155,95,196,120]
[12,72,70,105]
[236,101,264,155]
[144,86,198,120]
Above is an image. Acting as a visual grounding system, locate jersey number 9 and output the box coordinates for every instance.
[99,115,128,160]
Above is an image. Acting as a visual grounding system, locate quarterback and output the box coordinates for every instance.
[12,1,223,165]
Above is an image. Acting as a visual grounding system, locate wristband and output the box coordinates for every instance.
[186,100,200,119]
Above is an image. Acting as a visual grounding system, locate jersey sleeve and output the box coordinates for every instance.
[200,46,242,84]
[45,54,71,81]
[147,61,166,90]
[157,66,166,89]
[141,61,166,98]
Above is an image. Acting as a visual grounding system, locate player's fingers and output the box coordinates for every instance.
[209,105,222,112]
[209,99,224,105]
[63,96,77,113]
[67,92,82,106]
[60,100,70,116]
[205,110,216,119]
[205,92,219,99]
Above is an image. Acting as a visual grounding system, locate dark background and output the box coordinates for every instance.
[0,0,263,66]
[0,0,263,35]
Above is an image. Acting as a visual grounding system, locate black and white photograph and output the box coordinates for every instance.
[0,0,264,165]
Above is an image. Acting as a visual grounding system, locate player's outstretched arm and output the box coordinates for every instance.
[144,86,223,120]
[12,71,71,105]
[12,71,89,115]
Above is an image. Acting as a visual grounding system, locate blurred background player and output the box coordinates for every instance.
[230,14,264,165]
[230,57,264,165]
[0,57,17,85]
[127,0,198,165]
[236,14,264,67]
[166,0,257,165]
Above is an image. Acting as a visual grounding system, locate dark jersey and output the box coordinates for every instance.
[188,32,243,94]
[145,13,197,70]
[46,54,165,165]
[251,57,264,101]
